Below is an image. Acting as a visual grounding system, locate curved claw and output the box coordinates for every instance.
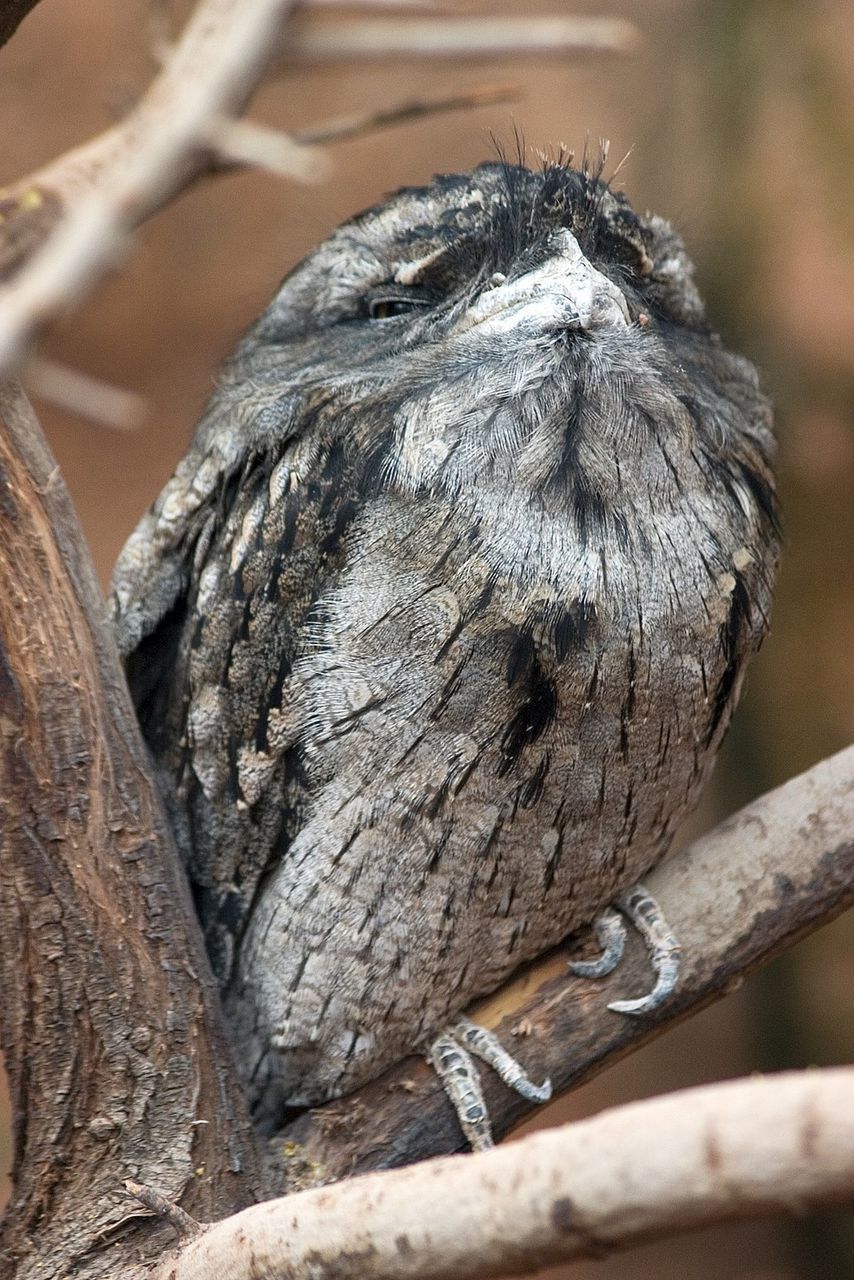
[568,907,626,979]
[452,1017,552,1103]
[605,882,680,1017]
[606,947,680,1015]
[513,1074,553,1104]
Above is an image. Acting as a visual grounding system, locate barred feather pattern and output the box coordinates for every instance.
[111,161,779,1125]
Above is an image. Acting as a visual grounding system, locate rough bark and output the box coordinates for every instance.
[0,382,267,1280]
[2,3,849,1277]
[275,743,854,1184]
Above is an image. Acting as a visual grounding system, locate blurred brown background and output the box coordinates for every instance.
[1,1,853,1274]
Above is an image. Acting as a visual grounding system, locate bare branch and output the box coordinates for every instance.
[0,0,601,370]
[206,117,328,181]
[25,356,148,430]
[0,70,517,294]
[296,83,521,146]
[145,0,176,68]
[0,0,302,374]
[278,744,854,1181]
[306,0,439,9]
[166,1068,854,1279]
[124,1182,203,1241]
[284,15,640,62]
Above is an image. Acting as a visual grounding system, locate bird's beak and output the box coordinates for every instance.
[457,228,631,336]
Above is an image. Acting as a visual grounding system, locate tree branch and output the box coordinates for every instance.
[1,7,849,1275]
[24,355,148,431]
[276,744,854,1183]
[282,15,639,62]
[0,382,268,1280]
[165,1067,854,1279]
[0,0,301,371]
[293,82,521,146]
[0,0,639,374]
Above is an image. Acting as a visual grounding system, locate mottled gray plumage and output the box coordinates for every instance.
[111,161,778,1129]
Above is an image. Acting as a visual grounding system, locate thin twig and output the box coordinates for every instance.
[297,82,520,146]
[0,1,628,372]
[306,0,438,8]
[146,0,175,68]
[207,117,329,180]
[124,1181,204,1240]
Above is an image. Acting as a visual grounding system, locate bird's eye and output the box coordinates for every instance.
[366,289,434,321]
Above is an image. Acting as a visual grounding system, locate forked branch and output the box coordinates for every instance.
[0,0,638,374]
[0,5,850,1278]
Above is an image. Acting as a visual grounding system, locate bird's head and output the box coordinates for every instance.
[112,160,777,657]
[219,161,772,531]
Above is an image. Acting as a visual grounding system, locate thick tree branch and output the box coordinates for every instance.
[277,743,854,1183]
[0,8,848,1276]
[165,1068,854,1279]
[0,383,268,1280]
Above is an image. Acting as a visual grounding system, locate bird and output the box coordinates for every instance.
[111,157,779,1147]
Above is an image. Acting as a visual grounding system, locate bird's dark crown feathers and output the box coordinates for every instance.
[250,160,708,348]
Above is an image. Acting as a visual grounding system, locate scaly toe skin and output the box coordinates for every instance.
[430,1016,551,1147]
[428,1031,493,1151]
[571,883,680,1016]
[606,882,680,1015]
[451,1016,551,1102]
[568,907,627,979]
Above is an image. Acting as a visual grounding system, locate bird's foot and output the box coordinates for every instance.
[566,906,626,979]
[569,881,680,1015]
[430,883,675,1148]
[428,1015,551,1151]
